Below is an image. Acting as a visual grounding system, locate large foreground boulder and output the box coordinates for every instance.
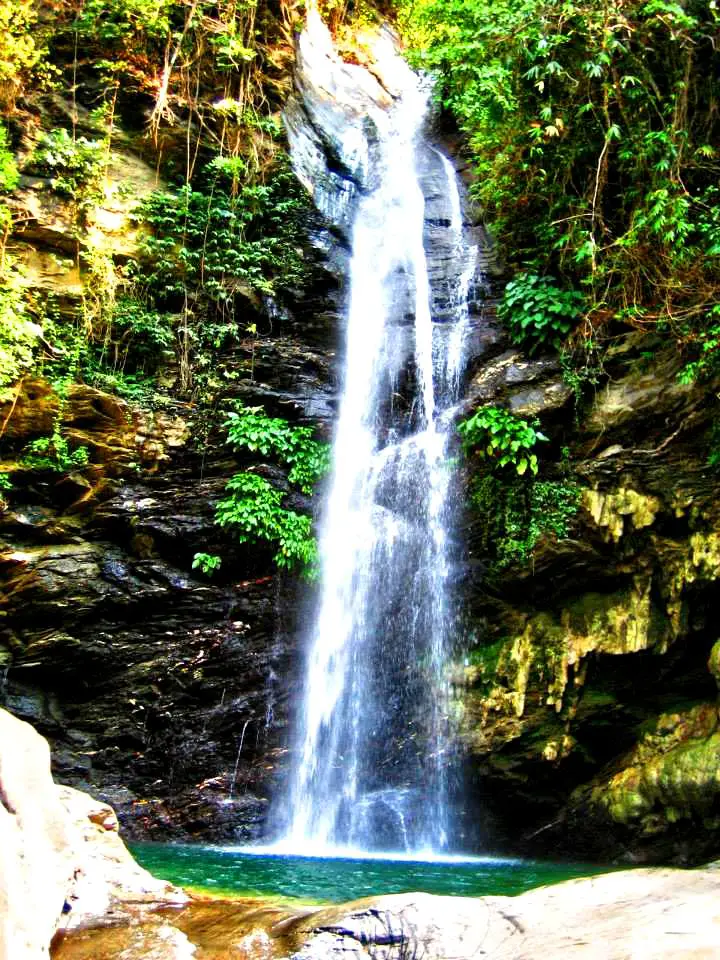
[0,708,185,960]
[52,864,720,958]
[289,868,720,959]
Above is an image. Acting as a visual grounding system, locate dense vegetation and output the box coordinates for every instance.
[399,0,720,381]
[1,0,718,576]
[0,0,313,401]
[0,0,330,575]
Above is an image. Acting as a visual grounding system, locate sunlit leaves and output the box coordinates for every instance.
[214,404,329,574]
[397,0,720,375]
[498,272,584,353]
[458,406,548,476]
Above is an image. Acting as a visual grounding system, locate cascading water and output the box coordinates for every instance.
[276,11,480,856]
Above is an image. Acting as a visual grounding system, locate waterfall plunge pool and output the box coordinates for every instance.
[130,843,615,904]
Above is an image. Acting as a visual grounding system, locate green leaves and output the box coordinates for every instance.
[75,0,172,43]
[134,156,312,313]
[397,0,720,378]
[214,404,330,574]
[472,474,582,569]
[215,473,317,571]
[223,405,330,495]
[0,122,18,194]
[192,552,222,576]
[458,406,547,475]
[31,129,106,201]
[21,430,89,473]
[498,272,584,353]
[0,274,40,398]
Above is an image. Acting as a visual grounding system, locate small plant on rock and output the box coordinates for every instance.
[32,128,106,202]
[223,405,330,494]
[215,473,317,571]
[457,405,547,476]
[22,429,89,473]
[473,475,582,568]
[212,404,330,574]
[192,552,222,576]
[498,272,584,354]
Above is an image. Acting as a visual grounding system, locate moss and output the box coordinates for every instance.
[458,578,677,774]
[709,640,720,687]
[663,531,720,634]
[465,638,507,676]
[587,706,720,830]
[471,474,581,570]
[583,487,661,542]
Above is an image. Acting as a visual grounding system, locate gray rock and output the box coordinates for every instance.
[290,871,720,959]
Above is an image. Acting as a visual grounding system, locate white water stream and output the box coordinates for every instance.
[277,12,477,856]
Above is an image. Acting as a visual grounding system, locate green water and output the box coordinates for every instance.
[131,843,613,904]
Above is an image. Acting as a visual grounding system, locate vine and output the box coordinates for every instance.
[472,475,582,569]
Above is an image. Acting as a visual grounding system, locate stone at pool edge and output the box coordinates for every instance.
[0,707,187,960]
[287,868,720,959]
[54,865,720,958]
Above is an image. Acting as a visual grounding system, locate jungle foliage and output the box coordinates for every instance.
[458,406,548,476]
[398,0,720,380]
[458,404,581,565]
[0,0,324,584]
[472,474,582,569]
[0,0,313,400]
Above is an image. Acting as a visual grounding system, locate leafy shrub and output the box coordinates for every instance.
[110,297,175,362]
[0,121,19,246]
[213,404,329,574]
[0,471,10,510]
[32,129,106,200]
[223,405,330,494]
[0,0,42,107]
[498,273,584,354]
[458,405,547,476]
[0,275,39,398]
[192,552,222,576]
[134,157,311,306]
[398,0,720,381]
[75,0,172,42]
[0,121,18,193]
[678,304,720,384]
[89,369,166,405]
[215,473,316,571]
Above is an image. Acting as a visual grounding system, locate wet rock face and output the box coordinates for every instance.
[455,335,720,864]
[0,45,347,844]
[0,217,339,843]
[0,370,324,842]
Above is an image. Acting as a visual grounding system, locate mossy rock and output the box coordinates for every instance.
[580,705,720,832]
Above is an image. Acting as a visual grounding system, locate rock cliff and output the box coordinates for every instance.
[455,333,720,863]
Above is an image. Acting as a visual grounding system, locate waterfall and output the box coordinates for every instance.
[277,12,478,856]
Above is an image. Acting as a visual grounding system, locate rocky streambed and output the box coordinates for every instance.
[50,863,720,959]
[3,707,720,960]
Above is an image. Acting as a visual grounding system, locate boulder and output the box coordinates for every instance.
[0,708,185,960]
[289,868,720,959]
